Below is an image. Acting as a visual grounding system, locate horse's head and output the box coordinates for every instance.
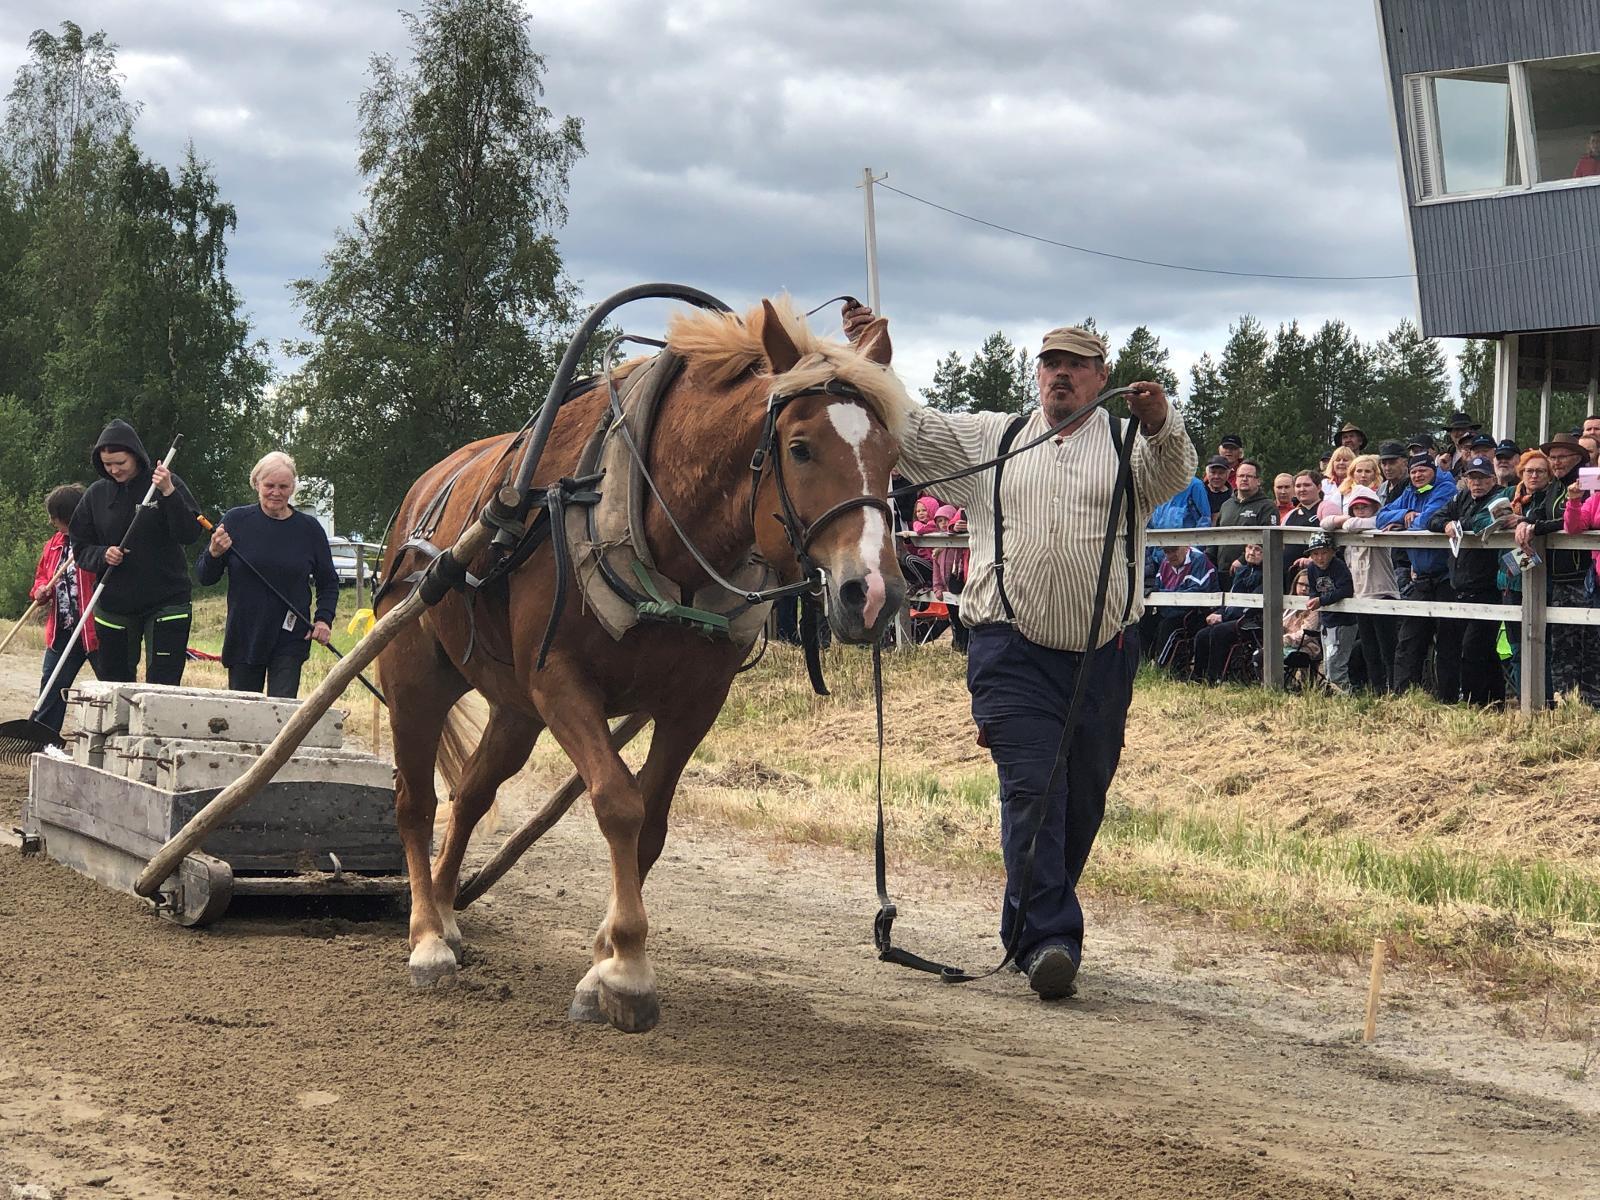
[751,299,907,643]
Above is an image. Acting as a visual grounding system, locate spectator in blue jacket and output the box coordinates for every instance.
[1376,453,1458,697]
[1305,531,1356,690]
[1152,544,1215,668]
[1191,542,1264,683]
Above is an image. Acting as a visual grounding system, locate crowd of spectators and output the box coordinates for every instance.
[1141,411,1600,707]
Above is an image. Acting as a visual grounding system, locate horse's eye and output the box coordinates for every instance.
[788,442,812,463]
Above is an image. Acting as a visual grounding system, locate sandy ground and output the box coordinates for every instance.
[0,657,1595,1199]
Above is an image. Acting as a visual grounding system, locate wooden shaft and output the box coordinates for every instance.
[0,597,45,657]
[1363,938,1388,1043]
[134,519,493,896]
[454,713,650,909]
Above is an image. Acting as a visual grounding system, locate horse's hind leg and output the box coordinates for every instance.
[430,703,543,956]
[383,631,468,988]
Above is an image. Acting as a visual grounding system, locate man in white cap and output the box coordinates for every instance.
[841,302,1196,1000]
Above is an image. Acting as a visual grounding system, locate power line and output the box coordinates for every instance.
[877,181,1600,283]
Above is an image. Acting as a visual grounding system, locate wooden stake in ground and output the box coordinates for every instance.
[371,690,383,756]
[1363,938,1388,1043]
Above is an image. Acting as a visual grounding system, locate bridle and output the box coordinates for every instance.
[749,377,895,592]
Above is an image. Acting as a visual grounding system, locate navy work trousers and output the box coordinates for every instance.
[967,623,1140,966]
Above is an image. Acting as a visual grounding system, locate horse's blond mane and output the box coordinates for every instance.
[666,296,913,441]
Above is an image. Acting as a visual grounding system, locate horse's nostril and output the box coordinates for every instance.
[838,577,868,612]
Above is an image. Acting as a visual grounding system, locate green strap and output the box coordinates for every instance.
[630,561,730,637]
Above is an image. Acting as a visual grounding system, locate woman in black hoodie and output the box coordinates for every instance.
[68,419,202,684]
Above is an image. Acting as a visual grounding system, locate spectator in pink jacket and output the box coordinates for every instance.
[1561,478,1600,586]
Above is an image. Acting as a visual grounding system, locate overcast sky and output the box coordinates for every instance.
[0,0,1431,399]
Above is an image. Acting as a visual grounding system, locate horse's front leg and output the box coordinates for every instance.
[567,694,726,1025]
[539,686,659,1033]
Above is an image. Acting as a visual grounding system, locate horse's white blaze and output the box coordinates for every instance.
[827,402,890,627]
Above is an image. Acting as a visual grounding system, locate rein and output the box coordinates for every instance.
[871,386,1142,984]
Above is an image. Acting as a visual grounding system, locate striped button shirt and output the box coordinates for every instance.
[897,403,1198,652]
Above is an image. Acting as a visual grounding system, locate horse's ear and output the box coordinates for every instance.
[857,317,892,366]
[760,299,802,375]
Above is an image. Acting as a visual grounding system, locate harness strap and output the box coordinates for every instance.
[535,475,603,671]
[991,415,1028,621]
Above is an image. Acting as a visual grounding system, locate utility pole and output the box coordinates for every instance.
[859,167,913,650]
[859,167,887,314]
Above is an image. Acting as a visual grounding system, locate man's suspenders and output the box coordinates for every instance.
[990,412,1140,630]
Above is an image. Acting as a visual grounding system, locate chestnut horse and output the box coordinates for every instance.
[375,299,909,1031]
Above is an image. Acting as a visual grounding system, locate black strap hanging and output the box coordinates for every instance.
[990,415,1028,621]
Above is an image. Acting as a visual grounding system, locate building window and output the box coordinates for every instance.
[1407,67,1522,199]
[1523,53,1600,182]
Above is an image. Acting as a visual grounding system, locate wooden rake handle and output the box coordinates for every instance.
[0,561,68,657]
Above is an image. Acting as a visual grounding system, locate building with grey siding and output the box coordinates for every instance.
[1375,0,1600,436]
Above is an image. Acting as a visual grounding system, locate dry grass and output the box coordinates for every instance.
[12,592,1599,1005]
[532,641,1600,1005]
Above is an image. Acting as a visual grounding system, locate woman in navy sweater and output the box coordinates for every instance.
[197,451,339,697]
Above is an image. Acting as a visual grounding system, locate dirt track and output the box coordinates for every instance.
[0,668,1596,1198]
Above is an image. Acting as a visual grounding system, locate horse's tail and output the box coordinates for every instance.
[436,691,500,831]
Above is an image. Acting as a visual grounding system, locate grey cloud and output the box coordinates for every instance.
[2,0,1425,398]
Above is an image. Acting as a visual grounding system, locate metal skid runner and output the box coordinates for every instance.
[20,682,406,926]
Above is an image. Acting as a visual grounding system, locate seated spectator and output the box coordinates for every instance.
[1152,544,1215,667]
[1323,485,1398,693]
[1573,129,1600,178]
[1282,569,1323,676]
[932,508,970,653]
[1192,542,1264,684]
[1305,531,1356,691]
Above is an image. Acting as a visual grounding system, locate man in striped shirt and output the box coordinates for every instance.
[844,304,1197,999]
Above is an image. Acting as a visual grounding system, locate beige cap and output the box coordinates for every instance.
[1037,326,1108,361]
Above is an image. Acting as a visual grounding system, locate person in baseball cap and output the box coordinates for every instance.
[1375,440,1410,504]
[1036,325,1109,361]
[1493,439,1521,487]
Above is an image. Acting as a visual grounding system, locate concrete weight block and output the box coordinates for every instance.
[126,691,346,748]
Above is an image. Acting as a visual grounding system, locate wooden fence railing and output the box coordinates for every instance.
[901,527,1600,709]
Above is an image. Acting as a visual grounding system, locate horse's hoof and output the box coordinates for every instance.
[408,939,459,990]
[599,981,660,1034]
[567,985,606,1024]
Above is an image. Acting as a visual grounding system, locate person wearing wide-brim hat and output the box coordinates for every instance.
[1540,430,1591,464]
[1443,410,1482,434]
[1334,422,1367,452]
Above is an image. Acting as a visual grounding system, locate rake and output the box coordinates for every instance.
[195,513,386,706]
[0,436,183,764]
